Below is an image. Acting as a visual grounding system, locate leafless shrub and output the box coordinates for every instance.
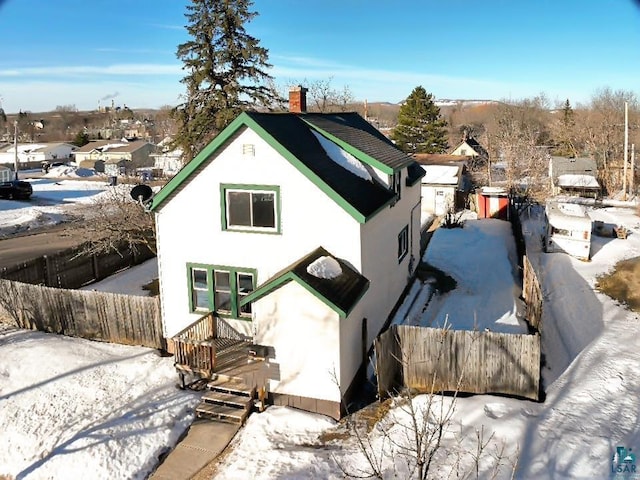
[68,186,156,257]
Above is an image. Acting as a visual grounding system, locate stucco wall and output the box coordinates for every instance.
[155,127,362,337]
[253,281,341,402]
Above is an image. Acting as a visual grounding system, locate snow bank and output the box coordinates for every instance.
[45,166,97,178]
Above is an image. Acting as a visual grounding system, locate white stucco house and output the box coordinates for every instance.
[150,97,425,418]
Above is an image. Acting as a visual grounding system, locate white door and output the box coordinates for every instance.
[435,189,447,215]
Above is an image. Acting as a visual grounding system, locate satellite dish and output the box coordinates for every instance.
[130,184,153,203]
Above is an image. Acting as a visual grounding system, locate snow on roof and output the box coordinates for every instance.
[306,255,342,279]
[557,174,600,188]
[8,143,47,153]
[546,201,592,230]
[480,186,508,195]
[422,165,459,185]
[311,131,372,181]
[101,143,129,152]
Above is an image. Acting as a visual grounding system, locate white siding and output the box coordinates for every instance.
[253,281,341,402]
[359,170,421,344]
[155,128,362,337]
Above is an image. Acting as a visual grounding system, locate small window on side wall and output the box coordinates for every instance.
[398,225,408,262]
[390,172,401,200]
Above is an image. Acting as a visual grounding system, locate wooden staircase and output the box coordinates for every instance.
[195,376,256,424]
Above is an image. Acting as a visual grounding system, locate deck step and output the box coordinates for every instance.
[207,376,256,397]
[201,391,253,409]
[195,402,249,424]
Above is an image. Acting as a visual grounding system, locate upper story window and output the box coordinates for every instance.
[390,172,401,201]
[221,184,280,234]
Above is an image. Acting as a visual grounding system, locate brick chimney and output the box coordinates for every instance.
[289,85,308,113]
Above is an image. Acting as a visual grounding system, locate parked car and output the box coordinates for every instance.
[0,180,33,200]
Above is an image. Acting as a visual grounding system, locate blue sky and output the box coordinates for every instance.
[0,0,639,113]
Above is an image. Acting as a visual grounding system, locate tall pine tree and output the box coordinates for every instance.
[172,0,279,162]
[391,86,448,154]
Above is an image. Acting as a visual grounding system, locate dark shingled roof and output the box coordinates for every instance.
[303,113,415,171]
[240,246,370,318]
[246,112,396,219]
[550,156,597,179]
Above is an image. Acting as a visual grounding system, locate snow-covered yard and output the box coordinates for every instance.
[0,326,198,480]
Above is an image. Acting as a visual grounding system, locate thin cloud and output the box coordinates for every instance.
[0,64,182,77]
[149,23,184,31]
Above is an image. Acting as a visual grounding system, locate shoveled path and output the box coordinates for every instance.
[150,419,240,480]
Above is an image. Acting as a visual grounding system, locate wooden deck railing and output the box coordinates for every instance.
[173,312,216,376]
[172,312,246,377]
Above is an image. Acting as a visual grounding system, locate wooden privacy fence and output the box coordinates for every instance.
[0,279,163,349]
[0,242,154,290]
[375,325,541,401]
[375,254,544,401]
[523,255,543,331]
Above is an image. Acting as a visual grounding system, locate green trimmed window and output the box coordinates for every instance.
[188,264,256,319]
[398,225,408,262]
[221,184,280,233]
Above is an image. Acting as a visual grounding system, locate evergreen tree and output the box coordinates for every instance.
[391,86,448,154]
[172,0,279,162]
[73,130,90,147]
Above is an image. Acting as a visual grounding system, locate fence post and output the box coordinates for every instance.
[43,255,56,287]
[92,253,100,282]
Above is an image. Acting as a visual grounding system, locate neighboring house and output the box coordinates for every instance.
[549,156,600,197]
[450,137,488,159]
[74,140,155,174]
[0,142,76,169]
[150,137,183,177]
[150,90,425,418]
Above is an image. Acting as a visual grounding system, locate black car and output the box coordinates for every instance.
[0,180,33,200]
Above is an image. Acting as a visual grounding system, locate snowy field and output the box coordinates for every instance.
[0,167,126,237]
[3,170,640,478]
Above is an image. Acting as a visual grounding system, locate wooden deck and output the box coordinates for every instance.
[172,312,274,390]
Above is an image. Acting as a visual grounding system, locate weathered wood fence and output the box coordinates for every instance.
[0,279,163,349]
[375,325,541,401]
[375,254,544,401]
[0,242,154,289]
[523,255,543,331]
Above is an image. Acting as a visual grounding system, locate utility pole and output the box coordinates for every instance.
[623,101,628,200]
[632,143,636,197]
[13,120,18,180]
